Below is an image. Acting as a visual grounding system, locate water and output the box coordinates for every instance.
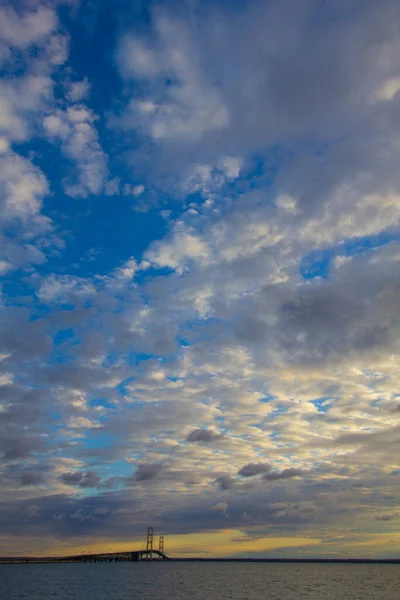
[0,562,399,600]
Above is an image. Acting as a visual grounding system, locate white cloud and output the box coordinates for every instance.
[0,137,10,154]
[182,164,214,196]
[0,4,57,60]
[104,177,121,196]
[44,33,69,66]
[37,275,96,302]
[67,417,101,429]
[118,16,229,142]
[219,156,243,180]
[177,156,243,200]
[43,104,108,197]
[122,182,145,197]
[145,228,211,272]
[132,184,144,196]
[0,1,75,278]
[300,190,400,245]
[66,77,90,102]
[0,151,49,221]
[0,372,13,386]
[42,114,69,138]
[0,260,12,276]
[104,257,139,290]
[374,77,400,102]
[0,74,54,142]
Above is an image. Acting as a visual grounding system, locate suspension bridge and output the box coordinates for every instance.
[0,528,168,563]
[66,527,168,562]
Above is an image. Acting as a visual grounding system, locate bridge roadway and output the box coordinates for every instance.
[57,549,168,562]
[0,528,167,563]
[0,550,168,564]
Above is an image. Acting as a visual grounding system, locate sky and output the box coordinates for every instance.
[0,0,400,559]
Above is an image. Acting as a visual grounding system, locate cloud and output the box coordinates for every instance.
[133,463,163,481]
[238,463,272,478]
[43,104,108,197]
[0,1,73,276]
[1,0,400,559]
[61,471,101,488]
[106,257,139,288]
[215,475,235,491]
[2,438,46,462]
[0,3,57,63]
[376,513,398,521]
[132,184,144,196]
[113,1,400,186]
[66,77,90,102]
[263,468,305,482]
[104,177,121,196]
[37,275,96,303]
[118,17,229,142]
[21,473,45,486]
[0,150,49,222]
[145,228,210,272]
[180,157,243,198]
[186,429,224,443]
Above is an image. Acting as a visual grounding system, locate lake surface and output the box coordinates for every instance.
[0,562,399,600]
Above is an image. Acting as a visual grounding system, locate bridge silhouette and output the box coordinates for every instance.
[53,527,168,563]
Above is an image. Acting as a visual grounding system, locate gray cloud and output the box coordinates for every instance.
[238,463,272,478]
[186,429,224,443]
[116,0,400,188]
[61,472,101,488]
[376,513,398,521]
[2,438,46,462]
[21,472,45,486]
[215,475,235,491]
[263,468,305,482]
[133,463,163,481]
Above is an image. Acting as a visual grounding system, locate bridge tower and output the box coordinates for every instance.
[159,535,164,555]
[146,526,154,560]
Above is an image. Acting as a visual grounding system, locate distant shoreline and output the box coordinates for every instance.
[170,558,400,563]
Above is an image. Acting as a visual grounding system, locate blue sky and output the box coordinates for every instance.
[0,0,400,558]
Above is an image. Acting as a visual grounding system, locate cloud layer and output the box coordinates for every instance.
[0,0,399,559]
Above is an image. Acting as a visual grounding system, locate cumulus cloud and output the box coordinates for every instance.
[118,17,229,142]
[0,1,74,276]
[37,275,96,303]
[145,228,210,272]
[0,3,57,65]
[0,74,54,142]
[106,257,139,288]
[180,157,243,198]
[43,104,108,197]
[66,77,90,103]
[186,429,224,443]
[0,151,49,222]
